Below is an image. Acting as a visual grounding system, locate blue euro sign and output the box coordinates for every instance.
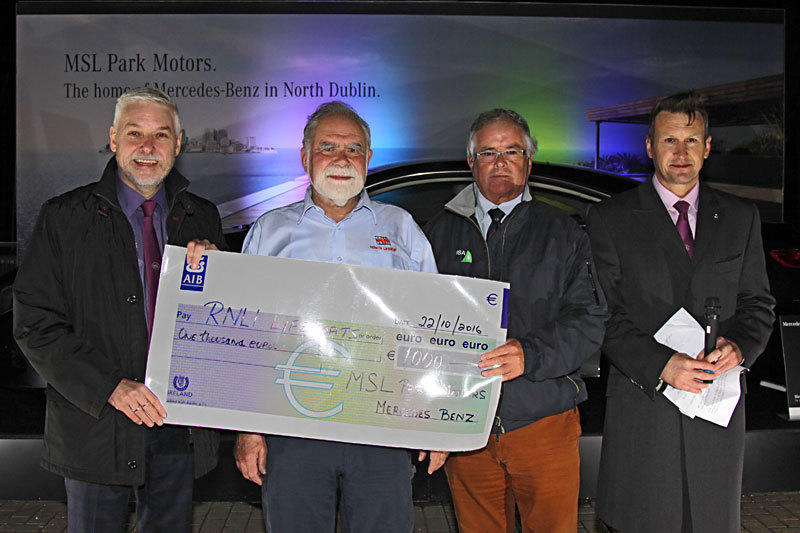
[486,293,498,306]
[274,339,348,418]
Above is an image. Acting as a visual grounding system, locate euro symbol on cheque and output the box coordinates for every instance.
[274,339,348,418]
[486,293,498,306]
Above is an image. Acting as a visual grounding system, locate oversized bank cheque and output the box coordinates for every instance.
[145,246,508,451]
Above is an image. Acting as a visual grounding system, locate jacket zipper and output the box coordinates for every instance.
[444,203,523,435]
[585,259,600,305]
[566,375,581,410]
[494,416,505,441]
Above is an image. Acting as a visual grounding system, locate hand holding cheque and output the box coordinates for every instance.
[145,246,509,451]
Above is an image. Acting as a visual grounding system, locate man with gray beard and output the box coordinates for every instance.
[232,101,442,532]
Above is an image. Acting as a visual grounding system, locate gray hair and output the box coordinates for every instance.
[467,109,538,158]
[302,101,371,165]
[113,87,181,133]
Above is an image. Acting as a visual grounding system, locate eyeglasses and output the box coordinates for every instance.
[315,142,366,159]
[473,149,528,163]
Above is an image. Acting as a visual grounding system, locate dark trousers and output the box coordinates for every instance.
[261,436,414,533]
[65,427,193,533]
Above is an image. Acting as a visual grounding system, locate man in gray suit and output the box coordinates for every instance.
[587,91,775,532]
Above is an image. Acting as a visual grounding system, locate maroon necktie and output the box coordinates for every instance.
[142,200,162,340]
[674,200,694,259]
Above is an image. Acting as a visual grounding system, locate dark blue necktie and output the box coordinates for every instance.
[487,208,505,241]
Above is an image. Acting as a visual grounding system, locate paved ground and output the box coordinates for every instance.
[2,492,800,532]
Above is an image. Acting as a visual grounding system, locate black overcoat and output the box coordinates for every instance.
[586,180,775,532]
[14,158,227,485]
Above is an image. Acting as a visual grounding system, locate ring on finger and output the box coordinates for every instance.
[131,406,140,413]
[141,403,148,408]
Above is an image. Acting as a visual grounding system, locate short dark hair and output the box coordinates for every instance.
[467,108,538,158]
[648,91,709,140]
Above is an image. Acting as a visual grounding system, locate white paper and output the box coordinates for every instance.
[145,246,508,451]
[654,308,742,427]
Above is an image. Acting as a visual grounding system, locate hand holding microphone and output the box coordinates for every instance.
[698,297,720,383]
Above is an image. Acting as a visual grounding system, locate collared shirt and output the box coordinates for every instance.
[116,176,168,324]
[652,174,699,237]
[242,187,437,273]
[474,184,524,238]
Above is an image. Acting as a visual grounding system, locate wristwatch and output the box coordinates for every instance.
[656,378,668,393]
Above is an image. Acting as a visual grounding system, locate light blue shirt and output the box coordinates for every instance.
[242,187,437,273]
[474,184,524,238]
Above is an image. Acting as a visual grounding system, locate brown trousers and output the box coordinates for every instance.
[445,408,581,533]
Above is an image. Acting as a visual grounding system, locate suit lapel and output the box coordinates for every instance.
[633,182,693,274]
[692,182,721,267]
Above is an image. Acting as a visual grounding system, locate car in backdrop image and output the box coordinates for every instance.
[1,160,798,501]
[358,160,800,401]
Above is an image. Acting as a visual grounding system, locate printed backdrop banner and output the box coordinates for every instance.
[16,13,783,257]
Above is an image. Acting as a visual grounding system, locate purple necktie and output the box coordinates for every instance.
[487,208,504,241]
[142,200,162,340]
[674,200,694,259]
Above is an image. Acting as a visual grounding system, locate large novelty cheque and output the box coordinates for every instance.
[145,246,508,451]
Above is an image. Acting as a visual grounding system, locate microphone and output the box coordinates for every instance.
[701,297,721,383]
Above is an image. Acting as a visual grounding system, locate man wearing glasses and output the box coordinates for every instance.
[424,109,607,532]
[232,101,441,532]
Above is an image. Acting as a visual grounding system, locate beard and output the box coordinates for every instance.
[117,151,173,195]
[310,164,365,207]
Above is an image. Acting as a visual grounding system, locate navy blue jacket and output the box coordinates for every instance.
[424,183,607,432]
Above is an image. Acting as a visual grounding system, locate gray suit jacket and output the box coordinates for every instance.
[586,179,775,532]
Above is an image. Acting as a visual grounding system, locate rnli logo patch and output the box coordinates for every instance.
[370,235,397,252]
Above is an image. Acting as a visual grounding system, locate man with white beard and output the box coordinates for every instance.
[233,101,442,532]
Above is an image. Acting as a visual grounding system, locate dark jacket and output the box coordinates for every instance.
[586,180,775,532]
[423,183,607,431]
[13,157,226,485]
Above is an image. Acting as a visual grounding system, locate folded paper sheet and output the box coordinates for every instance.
[654,308,742,427]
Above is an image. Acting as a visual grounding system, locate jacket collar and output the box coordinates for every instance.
[445,182,533,218]
[93,156,190,209]
[633,179,724,269]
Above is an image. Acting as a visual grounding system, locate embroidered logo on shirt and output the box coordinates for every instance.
[370,235,397,252]
[456,250,472,263]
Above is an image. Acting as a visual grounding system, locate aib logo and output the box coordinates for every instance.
[274,340,348,418]
[173,375,190,391]
[181,256,207,292]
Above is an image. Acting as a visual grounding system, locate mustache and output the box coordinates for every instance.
[321,165,361,179]
[128,153,164,162]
